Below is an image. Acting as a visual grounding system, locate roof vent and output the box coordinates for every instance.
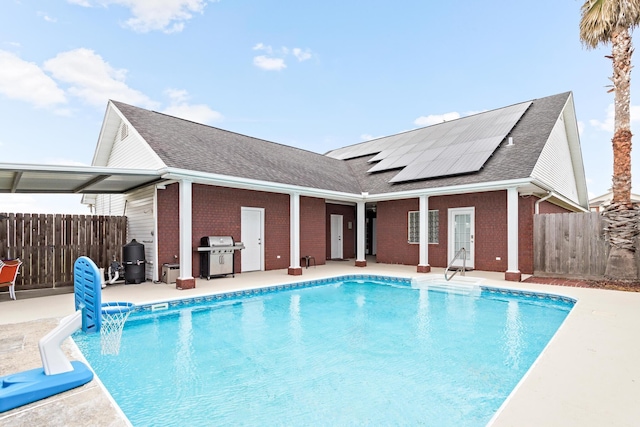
[120,124,129,141]
[507,136,514,146]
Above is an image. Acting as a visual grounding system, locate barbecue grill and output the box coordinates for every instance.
[198,236,245,279]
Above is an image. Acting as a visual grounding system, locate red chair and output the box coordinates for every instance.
[0,259,22,300]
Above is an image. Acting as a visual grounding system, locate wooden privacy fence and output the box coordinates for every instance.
[533,211,640,279]
[0,213,127,289]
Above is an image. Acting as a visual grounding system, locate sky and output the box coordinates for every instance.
[0,0,638,214]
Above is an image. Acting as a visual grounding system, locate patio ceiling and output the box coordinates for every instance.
[0,163,163,194]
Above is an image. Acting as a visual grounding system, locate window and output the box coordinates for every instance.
[408,211,419,243]
[408,210,439,244]
[428,210,439,243]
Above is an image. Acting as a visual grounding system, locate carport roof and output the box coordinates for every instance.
[0,163,163,194]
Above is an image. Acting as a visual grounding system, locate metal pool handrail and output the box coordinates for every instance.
[444,247,466,281]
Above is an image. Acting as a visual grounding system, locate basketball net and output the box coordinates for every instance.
[100,303,133,355]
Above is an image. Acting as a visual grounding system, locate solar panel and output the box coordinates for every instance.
[380,101,531,182]
[325,100,532,183]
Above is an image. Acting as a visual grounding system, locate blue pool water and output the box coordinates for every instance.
[74,277,573,426]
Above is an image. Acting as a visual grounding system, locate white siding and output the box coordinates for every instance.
[93,188,156,280]
[531,116,580,203]
[125,186,156,281]
[94,120,160,280]
[107,122,164,169]
[94,194,127,216]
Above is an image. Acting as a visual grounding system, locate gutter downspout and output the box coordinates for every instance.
[535,191,553,214]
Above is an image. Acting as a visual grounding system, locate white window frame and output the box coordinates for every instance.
[408,210,439,244]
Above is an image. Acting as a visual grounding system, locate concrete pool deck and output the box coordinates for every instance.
[1,260,639,426]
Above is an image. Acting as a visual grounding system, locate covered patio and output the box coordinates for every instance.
[0,259,639,426]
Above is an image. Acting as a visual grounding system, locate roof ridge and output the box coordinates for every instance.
[325,91,572,157]
[110,100,334,160]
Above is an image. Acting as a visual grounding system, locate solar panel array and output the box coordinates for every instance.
[326,101,532,183]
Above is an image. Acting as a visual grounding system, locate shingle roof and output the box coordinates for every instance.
[337,92,571,194]
[112,92,570,197]
[111,101,363,194]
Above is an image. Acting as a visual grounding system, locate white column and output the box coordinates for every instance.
[419,195,430,268]
[289,193,301,269]
[178,179,193,280]
[507,187,519,274]
[356,201,366,263]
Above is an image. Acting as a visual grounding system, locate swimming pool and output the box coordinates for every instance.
[74,275,574,426]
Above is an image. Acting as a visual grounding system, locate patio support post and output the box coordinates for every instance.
[417,195,431,273]
[355,200,367,267]
[505,187,521,282]
[177,179,195,289]
[288,192,302,275]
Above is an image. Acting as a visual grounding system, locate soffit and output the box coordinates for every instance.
[0,163,163,194]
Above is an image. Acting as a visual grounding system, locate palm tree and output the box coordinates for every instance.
[580,0,640,280]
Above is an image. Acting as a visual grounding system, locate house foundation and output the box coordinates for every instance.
[288,267,303,275]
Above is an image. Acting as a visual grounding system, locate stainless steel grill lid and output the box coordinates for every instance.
[206,236,234,247]
[199,236,245,251]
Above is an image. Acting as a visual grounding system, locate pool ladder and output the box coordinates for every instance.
[444,247,466,281]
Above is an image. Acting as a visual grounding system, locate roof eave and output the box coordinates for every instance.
[161,168,364,203]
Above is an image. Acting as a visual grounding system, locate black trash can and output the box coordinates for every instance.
[123,239,146,284]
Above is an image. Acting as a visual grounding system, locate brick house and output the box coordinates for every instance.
[86,91,587,286]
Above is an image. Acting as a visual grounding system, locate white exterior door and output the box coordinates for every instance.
[330,214,343,259]
[448,207,475,269]
[241,207,264,272]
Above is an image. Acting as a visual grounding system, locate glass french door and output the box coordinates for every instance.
[448,207,475,268]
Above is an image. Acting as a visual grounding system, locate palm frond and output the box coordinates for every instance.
[580,0,640,49]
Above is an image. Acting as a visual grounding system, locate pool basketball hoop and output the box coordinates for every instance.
[100,302,134,355]
[74,256,135,356]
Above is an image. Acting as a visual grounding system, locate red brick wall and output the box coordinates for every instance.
[301,197,326,266]
[157,183,180,276]
[158,183,314,277]
[375,191,573,274]
[430,192,509,271]
[377,194,511,269]
[538,200,571,214]
[325,204,356,259]
[376,199,420,265]
[518,197,536,275]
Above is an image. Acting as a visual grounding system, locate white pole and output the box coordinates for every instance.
[419,195,429,269]
[507,187,520,277]
[290,193,301,269]
[356,201,366,264]
[178,179,193,281]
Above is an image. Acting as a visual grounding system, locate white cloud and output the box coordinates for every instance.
[43,157,89,166]
[590,103,640,132]
[0,50,67,108]
[162,89,222,124]
[361,134,382,141]
[253,55,287,71]
[0,194,90,214]
[414,112,460,127]
[252,43,272,54]
[292,48,312,62]
[69,0,209,33]
[44,48,158,109]
[252,43,313,71]
[38,12,58,23]
[67,0,92,6]
[590,104,614,132]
